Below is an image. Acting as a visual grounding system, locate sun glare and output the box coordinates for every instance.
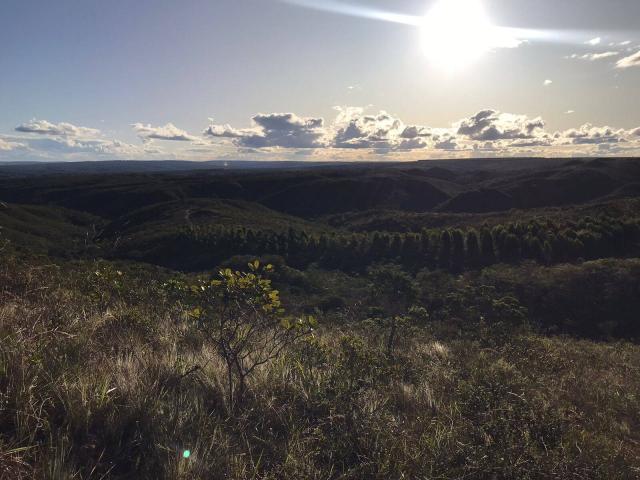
[421,0,507,70]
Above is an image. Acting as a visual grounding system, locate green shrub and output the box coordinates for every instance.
[169,261,316,409]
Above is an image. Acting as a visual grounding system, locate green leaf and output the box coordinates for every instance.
[280,318,292,329]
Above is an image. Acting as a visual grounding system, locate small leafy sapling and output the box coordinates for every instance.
[173,260,316,409]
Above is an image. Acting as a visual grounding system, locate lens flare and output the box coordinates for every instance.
[281,0,420,25]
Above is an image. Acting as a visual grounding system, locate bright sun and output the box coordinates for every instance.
[421,0,504,70]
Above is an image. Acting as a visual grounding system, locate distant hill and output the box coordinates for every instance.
[0,159,358,177]
[2,156,640,269]
[0,157,596,178]
[2,157,639,216]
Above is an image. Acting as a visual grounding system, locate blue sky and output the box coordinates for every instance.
[1,0,639,161]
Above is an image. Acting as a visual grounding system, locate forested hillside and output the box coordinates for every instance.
[1,158,639,478]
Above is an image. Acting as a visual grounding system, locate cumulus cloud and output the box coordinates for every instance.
[15,119,100,137]
[9,118,158,160]
[203,124,248,138]
[205,113,326,149]
[248,113,325,148]
[543,79,553,86]
[20,136,147,158]
[400,125,431,139]
[132,123,197,143]
[433,134,459,151]
[457,110,545,142]
[332,107,435,151]
[11,109,625,162]
[333,108,400,149]
[198,107,640,159]
[394,137,429,150]
[509,138,554,148]
[0,138,26,151]
[616,50,640,68]
[204,108,437,152]
[558,124,626,145]
[586,37,601,46]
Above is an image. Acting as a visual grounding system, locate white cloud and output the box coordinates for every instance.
[205,107,438,152]
[400,125,431,139]
[203,124,249,138]
[332,107,444,151]
[20,136,148,158]
[586,37,601,46]
[333,107,406,150]
[206,113,326,149]
[132,123,197,143]
[433,134,459,151]
[543,79,553,86]
[582,51,619,61]
[15,119,101,138]
[0,138,26,152]
[251,113,326,148]
[568,51,619,61]
[616,50,640,69]
[557,124,626,145]
[9,110,639,162]
[9,118,159,160]
[456,110,546,141]
[199,107,640,159]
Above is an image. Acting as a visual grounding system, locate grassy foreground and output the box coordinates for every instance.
[1,255,639,479]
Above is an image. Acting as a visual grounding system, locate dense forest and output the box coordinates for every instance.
[1,158,640,478]
[166,213,640,269]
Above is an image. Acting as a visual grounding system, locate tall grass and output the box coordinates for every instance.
[1,256,639,478]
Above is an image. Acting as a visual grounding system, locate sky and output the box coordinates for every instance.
[1,0,640,162]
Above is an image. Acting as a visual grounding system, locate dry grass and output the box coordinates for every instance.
[1,258,639,479]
